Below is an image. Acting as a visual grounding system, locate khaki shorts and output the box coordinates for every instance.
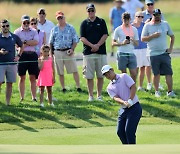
[0,65,17,83]
[54,50,78,75]
[83,54,107,79]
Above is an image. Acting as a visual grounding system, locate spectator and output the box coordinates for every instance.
[37,45,55,107]
[112,12,139,82]
[141,9,175,97]
[101,65,142,144]
[49,11,82,92]
[109,0,126,56]
[132,11,152,91]
[37,8,55,44]
[143,0,165,91]
[122,0,144,22]
[80,3,108,101]
[143,0,165,23]
[30,17,46,57]
[0,19,23,105]
[14,15,39,102]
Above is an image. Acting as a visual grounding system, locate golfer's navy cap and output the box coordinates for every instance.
[86,3,95,10]
[153,9,161,15]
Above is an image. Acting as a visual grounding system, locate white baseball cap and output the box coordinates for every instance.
[101,65,112,75]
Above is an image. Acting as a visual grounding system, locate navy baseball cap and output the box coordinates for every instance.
[153,9,161,15]
[86,3,95,10]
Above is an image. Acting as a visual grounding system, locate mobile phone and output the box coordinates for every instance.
[126,36,130,44]
[126,36,130,40]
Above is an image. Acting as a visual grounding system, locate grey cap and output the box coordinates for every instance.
[21,15,30,22]
[145,0,154,4]
[86,3,95,10]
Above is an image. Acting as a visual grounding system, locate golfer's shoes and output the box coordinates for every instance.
[155,91,161,97]
[146,83,152,91]
[167,91,176,97]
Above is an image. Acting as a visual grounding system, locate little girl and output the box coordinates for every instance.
[37,45,55,107]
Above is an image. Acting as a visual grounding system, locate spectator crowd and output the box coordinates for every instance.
[0,0,176,108]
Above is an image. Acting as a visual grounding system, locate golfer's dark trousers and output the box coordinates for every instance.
[117,102,142,144]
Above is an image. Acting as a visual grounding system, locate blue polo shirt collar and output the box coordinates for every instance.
[1,32,12,38]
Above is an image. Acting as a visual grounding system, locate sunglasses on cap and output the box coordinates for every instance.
[87,9,95,13]
[147,3,154,6]
[136,16,144,18]
[23,21,30,25]
[2,25,9,28]
[30,22,37,25]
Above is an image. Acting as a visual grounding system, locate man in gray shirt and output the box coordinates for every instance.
[141,9,175,98]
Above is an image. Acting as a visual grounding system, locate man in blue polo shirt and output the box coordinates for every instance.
[0,19,23,105]
[109,0,126,56]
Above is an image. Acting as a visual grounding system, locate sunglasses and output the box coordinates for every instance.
[39,12,45,15]
[57,16,64,20]
[2,25,9,28]
[30,23,37,25]
[87,9,95,13]
[23,21,30,25]
[136,16,144,18]
[147,3,154,6]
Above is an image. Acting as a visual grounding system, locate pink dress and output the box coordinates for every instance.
[37,57,53,86]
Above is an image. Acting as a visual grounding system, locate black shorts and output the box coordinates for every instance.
[150,53,173,76]
[18,51,39,78]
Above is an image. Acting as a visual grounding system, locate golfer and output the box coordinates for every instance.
[101,65,142,144]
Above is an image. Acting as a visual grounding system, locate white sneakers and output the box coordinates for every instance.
[155,91,161,97]
[159,83,164,90]
[88,96,103,102]
[146,83,152,91]
[96,96,103,101]
[88,96,94,102]
[167,91,176,97]
[137,87,145,91]
[40,103,44,107]
[155,91,176,98]
[40,102,55,107]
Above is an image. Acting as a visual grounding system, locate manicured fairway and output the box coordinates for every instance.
[0,145,179,154]
[0,125,179,145]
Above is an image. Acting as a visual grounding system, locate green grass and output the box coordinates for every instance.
[0,144,180,154]
[0,58,179,130]
[0,125,180,145]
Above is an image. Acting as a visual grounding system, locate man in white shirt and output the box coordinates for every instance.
[37,8,55,44]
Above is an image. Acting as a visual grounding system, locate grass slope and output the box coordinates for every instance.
[0,57,179,131]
